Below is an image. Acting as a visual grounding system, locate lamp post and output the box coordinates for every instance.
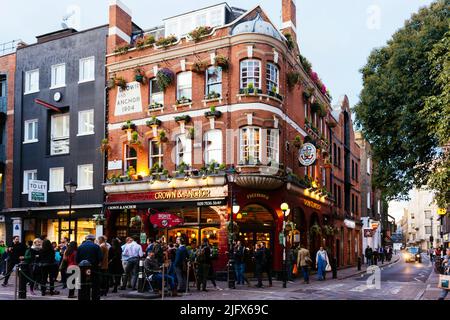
[280,202,290,288]
[64,180,77,242]
[226,166,239,289]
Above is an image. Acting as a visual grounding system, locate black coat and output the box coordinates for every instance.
[254,248,265,266]
[108,246,124,274]
[38,248,55,265]
[8,243,27,264]
[76,241,103,267]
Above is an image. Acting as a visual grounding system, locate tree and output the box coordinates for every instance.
[354,0,450,206]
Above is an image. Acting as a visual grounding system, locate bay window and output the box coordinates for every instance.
[266,63,279,93]
[239,127,261,164]
[266,129,279,164]
[204,130,222,164]
[50,113,70,155]
[176,134,192,166]
[240,59,261,89]
[205,66,222,97]
[177,72,192,100]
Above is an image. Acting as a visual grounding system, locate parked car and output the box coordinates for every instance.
[404,247,421,263]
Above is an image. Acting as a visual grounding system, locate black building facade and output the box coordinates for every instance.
[5,26,108,244]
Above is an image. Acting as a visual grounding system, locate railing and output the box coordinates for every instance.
[0,39,22,56]
[0,97,6,114]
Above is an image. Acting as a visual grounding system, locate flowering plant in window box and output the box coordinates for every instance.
[214,55,229,71]
[146,116,162,127]
[135,37,146,50]
[268,86,283,101]
[204,105,222,118]
[205,91,221,100]
[115,76,127,90]
[240,83,262,95]
[192,60,208,73]
[144,34,155,46]
[155,35,177,48]
[174,115,191,123]
[149,102,163,110]
[188,26,213,42]
[156,68,174,92]
[114,44,130,55]
[134,68,146,84]
[175,162,189,178]
[107,174,121,184]
[176,96,192,105]
[121,120,137,131]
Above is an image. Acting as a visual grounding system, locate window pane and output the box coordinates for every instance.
[49,168,64,191]
[78,164,93,189]
[177,72,192,99]
[204,130,222,164]
[79,110,94,135]
[206,67,222,96]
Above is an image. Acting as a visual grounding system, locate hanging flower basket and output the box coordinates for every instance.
[93,214,106,225]
[293,135,303,148]
[129,215,142,228]
[174,115,191,123]
[121,120,137,131]
[188,26,213,42]
[192,61,208,73]
[115,76,127,90]
[146,116,162,127]
[204,106,222,118]
[310,223,322,235]
[134,68,146,84]
[158,130,168,143]
[156,68,174,92]
[287,71,300,89]
[214,55,229,71]
[100,138,111,153]
[323,225,336,236]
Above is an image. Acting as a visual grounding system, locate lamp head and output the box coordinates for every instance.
[64,180,78,194]
[280,202,289,212]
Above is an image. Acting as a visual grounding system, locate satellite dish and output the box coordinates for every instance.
[61,22,69,29]
[61,5,81,30]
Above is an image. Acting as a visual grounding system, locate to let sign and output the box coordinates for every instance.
[150,213,184,228]
[114,81,142,116]
[28,180,47,203]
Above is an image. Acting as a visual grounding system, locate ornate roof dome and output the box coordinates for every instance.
[231,13,282,40]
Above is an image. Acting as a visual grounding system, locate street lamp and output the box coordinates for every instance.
[226,165,239,289]
[280,202,290,288]
[64,180,77,242]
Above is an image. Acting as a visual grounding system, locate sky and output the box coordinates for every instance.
[1,0,435,109]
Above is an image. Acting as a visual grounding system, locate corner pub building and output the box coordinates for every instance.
[103,0,362,273]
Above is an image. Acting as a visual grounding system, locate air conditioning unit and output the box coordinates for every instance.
[0,216,5,222]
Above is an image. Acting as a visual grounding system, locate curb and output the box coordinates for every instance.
[337,255,401,280]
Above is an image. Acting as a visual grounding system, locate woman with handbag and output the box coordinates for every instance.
[315,247,330,281]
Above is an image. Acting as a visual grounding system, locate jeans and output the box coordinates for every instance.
[439,289,449,300]
[175,266,187,292]
[123,257,139,290]
[152,273,175,291]
[255,263,263,287]
[301,266,309,283]
[235,262,245,284]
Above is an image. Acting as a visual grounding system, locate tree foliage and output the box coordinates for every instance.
[354,0,450,205]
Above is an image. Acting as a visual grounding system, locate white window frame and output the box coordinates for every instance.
[77,109,94,136]
[50,113,70,156]
[23,119,38,144]
[149,140,163,168]
[23,169,37,194]
[204,130,222,165]
[124,145,138,173]
[176,134,192,166]
[367,192,371,209]
[24,69,39,94]
[240,59,261,89]
[205,66,222,97]
[176,72,192,100]
[150,79,164,107]
[367,157,371,175]
[266,63,279,93]
[266,129,279,164]
[50,63,66,89]
[49,167,64,192]
[77,164,93,190]
[79,56,95,83]
[239,127,261,164]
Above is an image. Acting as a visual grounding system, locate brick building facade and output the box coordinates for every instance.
[102,0,362,272]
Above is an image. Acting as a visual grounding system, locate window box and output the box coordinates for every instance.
[176,97,192,105]
[121,120,137,131]
[155,35,178,49]
[174,115,191,123]
[204,106,222,118]
[113,44,130,55]
[267,91,284,101]
[148,102,164,111]
[188,26,213,42]
[146,116,162,127]
[239,88,263,95]
[100,138,111,154]
[205,91,221,100]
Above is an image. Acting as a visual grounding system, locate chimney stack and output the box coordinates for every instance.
[281,0,297,42]
[108,0,132,54]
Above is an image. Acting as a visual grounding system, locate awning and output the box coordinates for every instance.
[35,99,62,112]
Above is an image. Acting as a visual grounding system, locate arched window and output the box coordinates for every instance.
[176,134,192,166]
[124,145,137,173]
[239,126,261,164]
[240,59,261,89]
[266,63,279,93]
[204,130,222,164]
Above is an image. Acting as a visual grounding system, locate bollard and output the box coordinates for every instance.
[332,257,337,279]
[78,261,92,301]
[185,261,190,295]
[357,256,362,271]
[161,264,165,300]
[18,262,27,299]
[138,259,144,293]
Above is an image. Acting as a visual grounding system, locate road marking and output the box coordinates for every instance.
[414,277,422,282]
[389,287,401,295]
[349,285,369,292]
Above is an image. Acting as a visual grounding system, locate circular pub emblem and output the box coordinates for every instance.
[299,143,317,166]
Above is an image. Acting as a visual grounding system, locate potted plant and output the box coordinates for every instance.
[188,26,213,42]
[144,34,156,46]
[134,68,146,84]
[192,60,208,73]
[176,162,188,178]
[176,96,192,105]
[158,129,168,143]
[146,116,162,127]
[93,214,106,225]
[310,223,322,236]
[214,55,229,71]
[155,35,178,48]
[311,101,321,114]
[283,32,295,50]
[287,71,300,89]
[107,77,116,89]
[135,37,146,50]
[121,120,136,131]
[268,86,278,97]
[293,135,302,148]
[174,115,191,123]
[187,127,195,140]
[130,131,141,146]
[217,163,226,175]
[100,138,111,153]
[205,91,221,100]
[115,76,127,90]
[204,105,222,118]
[156,68,174,92]
[114,44,130,55]
[129,215,142,228]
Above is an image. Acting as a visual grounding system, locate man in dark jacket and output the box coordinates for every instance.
[174,237,188,292]
[2,236,27,287]
[76,235,103,300]
[261,242,273,287]
[365,246,373,266]
[254,243,265,288]
[196,238,211,291]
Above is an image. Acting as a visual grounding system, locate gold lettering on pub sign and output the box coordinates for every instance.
[154,189,211,200]
[303,199,321,210]
[247,193,270,200]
